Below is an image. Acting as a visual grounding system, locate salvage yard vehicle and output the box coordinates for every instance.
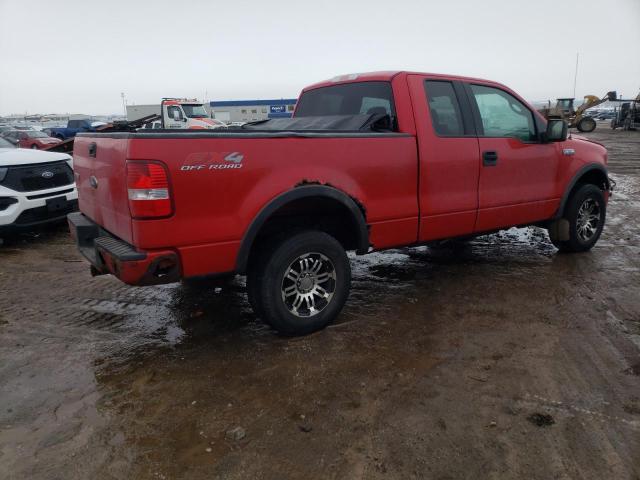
[49,119,98,140]
[127,99,224,130]
[0,142,77,234]
[68,71,612,336]
[2,130,62,149]
[538,91,617,133]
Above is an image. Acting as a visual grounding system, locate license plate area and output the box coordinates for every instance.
[46,196,68,212]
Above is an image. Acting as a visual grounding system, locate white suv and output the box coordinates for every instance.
[0,138,78,234]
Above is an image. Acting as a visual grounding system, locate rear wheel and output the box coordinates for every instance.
[549,184,606,253]
[248,230,351,336]
[577,117,596,133]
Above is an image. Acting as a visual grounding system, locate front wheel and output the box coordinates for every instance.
[549,184,606,253]
[248,230,351,336]
[577,116,596,133]
[30,144,38,149]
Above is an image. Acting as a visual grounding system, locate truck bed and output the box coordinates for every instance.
[73,126,418,277]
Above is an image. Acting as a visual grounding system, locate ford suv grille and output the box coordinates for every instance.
[0,161,74,192]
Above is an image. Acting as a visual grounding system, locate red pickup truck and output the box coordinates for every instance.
[68,71,611,335]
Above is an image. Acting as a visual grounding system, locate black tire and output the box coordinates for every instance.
[577,117,596,133]
[550,184,606,253]
[30,144,38,149]
[248,230,351,336]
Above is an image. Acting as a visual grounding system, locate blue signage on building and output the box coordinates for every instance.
[270,105,287,114]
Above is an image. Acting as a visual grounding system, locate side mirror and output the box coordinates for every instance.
[543,119,568,142]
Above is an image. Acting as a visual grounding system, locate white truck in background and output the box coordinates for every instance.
[126,99,226,129]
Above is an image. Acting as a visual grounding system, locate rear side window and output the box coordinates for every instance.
[424,81,464,136]
[296,81,396,120]
[469,84,536,141]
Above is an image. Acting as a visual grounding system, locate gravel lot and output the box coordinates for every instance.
[1,127,639,480]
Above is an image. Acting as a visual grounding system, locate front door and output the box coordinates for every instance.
[465,83,561,232]
[164,105,187,129]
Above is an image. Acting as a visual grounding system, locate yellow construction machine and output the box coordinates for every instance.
[539,91,617,132]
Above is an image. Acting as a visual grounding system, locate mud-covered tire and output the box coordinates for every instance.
[577,117,596,133]
[551,184,606,253]
[248,230,351,336]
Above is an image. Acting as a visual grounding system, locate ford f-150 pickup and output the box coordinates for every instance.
[68,71,612,335]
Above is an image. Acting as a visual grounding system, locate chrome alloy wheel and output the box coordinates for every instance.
[281,252,336,317]
[576,198,601,242]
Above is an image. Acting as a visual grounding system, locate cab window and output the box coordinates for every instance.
[424,81,464,136]
[167,105,184,121]
[296,81,396,119]
[470,84,536,141]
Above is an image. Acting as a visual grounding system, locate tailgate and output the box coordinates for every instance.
[73,135,133,244]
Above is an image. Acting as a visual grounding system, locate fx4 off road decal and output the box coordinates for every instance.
[180,152,244,171]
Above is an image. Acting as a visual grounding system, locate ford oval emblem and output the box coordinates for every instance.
[41,171,54,179]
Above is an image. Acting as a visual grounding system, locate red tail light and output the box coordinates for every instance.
[126,161,172,218]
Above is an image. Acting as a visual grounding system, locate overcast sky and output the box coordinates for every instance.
[1,0,639,115]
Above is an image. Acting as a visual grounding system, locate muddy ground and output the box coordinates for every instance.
[1,127,639,480]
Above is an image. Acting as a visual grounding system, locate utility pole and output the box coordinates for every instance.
[121,92,127,118]
[572,52,579,99]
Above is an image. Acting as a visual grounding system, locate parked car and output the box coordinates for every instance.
[2,130,62,149]
[68,71,612,336]
[0,146,77,234]
[49,119,98,140]
[139,120,163,130]
[596,111,616,120]
[0,137,17,149]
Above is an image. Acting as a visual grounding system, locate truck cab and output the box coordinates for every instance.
[160,98,220,129]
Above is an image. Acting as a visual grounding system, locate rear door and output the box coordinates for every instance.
[407,75,480,241]
[465,83,560,232]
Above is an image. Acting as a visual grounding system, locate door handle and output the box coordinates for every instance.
[482,150,498,166]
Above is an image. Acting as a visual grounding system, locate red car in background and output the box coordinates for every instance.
[2,130,62,149]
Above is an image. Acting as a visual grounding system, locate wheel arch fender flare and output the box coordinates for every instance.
[556,163,610,219]
[235,185,369,273]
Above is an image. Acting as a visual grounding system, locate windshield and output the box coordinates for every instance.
[181,104,208,118]
[295,81,396,122]
[27,131,49,138]
[0,137,16,148]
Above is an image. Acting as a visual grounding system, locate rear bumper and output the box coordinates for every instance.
[67,212,180,286]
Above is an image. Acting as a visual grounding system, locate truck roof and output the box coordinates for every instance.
[302,70,506,92]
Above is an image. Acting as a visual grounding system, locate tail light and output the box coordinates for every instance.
[126,161,172,218]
